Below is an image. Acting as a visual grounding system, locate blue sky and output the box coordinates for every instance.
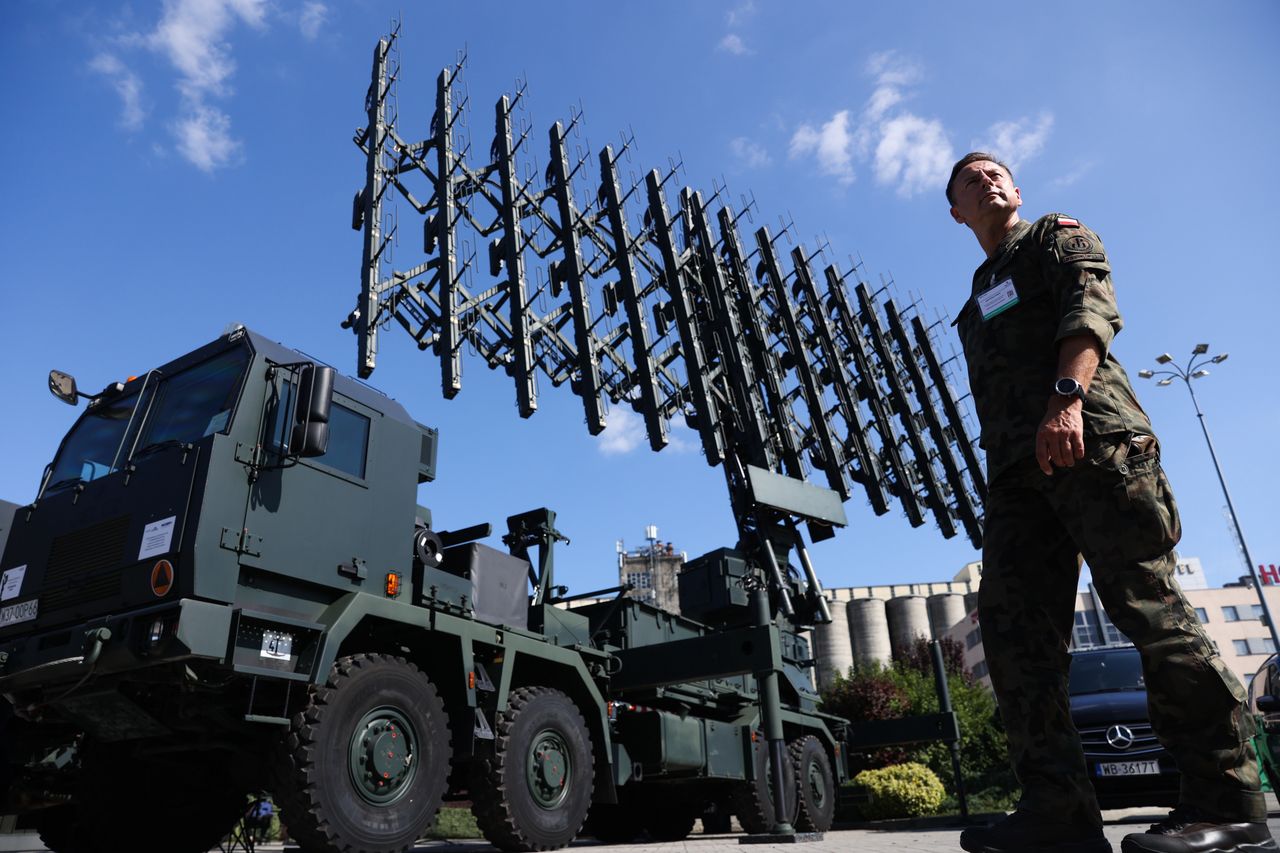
[2,1,1277,597]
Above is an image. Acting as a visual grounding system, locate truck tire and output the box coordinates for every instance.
[730,739,797,835]
[35,748,246,853]
[470,686,594,851]
[275,654,451,853]
[789,735,835,832]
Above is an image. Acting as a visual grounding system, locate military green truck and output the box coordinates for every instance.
[0,326,846,853]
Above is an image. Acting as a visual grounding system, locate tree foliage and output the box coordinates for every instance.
[820,637,1013,798]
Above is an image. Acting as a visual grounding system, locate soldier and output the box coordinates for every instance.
[946,152,1275,853]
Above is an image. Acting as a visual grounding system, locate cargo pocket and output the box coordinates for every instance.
[1085,435,1181,563]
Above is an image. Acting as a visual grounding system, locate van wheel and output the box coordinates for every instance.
[471,687,594,851]
[790,735,835,832]
[275,654,451,853]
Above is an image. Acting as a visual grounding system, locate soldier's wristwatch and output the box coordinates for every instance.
[1054,377,1086,401]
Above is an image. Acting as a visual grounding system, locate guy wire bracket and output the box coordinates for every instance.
[344,31,987,578]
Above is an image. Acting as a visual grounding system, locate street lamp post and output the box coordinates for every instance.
[1138,345,1280,655]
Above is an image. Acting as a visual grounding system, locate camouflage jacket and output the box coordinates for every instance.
[955,214,1153,479]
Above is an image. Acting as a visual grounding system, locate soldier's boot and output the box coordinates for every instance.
[959,810,1112,853]
[1120,806,1278,853]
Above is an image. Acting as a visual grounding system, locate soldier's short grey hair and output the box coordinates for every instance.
[946,152,1014,206]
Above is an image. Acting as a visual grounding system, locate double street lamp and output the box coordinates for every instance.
[1138,345,1280,655]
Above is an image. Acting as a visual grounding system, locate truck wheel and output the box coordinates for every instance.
[471,687,594,851]
[730,739,797,835]
[276,654,451,853]
[789,735,835,832]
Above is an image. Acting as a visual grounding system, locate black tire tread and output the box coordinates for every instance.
[789,735,834,833]
[470,686,594,852]
[274,653,450,853]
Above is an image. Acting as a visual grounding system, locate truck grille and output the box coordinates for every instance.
[43,515,131,612]
[1079,721,1162,756]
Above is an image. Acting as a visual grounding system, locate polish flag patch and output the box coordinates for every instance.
[1056,216,1080,228]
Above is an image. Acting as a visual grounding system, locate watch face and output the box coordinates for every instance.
[1055,378,1081,396]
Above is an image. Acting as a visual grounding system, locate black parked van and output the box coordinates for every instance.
[1070,646,1181,809]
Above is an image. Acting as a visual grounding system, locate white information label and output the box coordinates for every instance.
[1096,760,1160,777]
[0,565,26,601]
[0,599,37,627]
[138,516,177,561]
[260,630,293,660]
[977,278,1019,320]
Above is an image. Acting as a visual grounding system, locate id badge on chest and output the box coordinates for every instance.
[977,277,1019,320]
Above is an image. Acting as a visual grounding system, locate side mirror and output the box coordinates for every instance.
[291,364,335,458]
[49,370,80,405]
[1258,695,1280,714]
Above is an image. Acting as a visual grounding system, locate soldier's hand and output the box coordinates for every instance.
[1036,398,1086,475]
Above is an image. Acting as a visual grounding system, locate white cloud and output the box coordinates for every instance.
[789,110,855,185]
[726,0,756,27]
[148,0,267,101]
[175,103,240,172]
[718,34,751,56]
[88,0,268,171]
[977,112,1054,171]
[1051,161,1095,188]
[298,1,328,41]
[874,114,953,198]
[599,408,647,455]
[730,136,771,169]
[89,53,146,131]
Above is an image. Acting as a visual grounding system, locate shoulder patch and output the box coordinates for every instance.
[1056,216,1080,228]
[1062,234,1094,254]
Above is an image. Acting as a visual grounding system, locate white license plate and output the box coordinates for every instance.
[1097,760,1160,777]
[260,630,293,660]
[0,599,38,627]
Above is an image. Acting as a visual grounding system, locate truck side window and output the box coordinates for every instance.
[320,403,370,479]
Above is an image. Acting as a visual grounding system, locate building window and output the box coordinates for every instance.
[1248,638,1277,655]
[1098,609,1128,646]
[1252,604,1266,620]
[966,627,982,649]
[1234,640,1250,655]
[1072,610,1101,649]
[1194,607,1209,624]
[625,572,652,590]
[1223,606,1240,622]
[972,660,989,680]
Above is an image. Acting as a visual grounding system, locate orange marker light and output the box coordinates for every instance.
[385,572,401,598]
[469,671,476,689]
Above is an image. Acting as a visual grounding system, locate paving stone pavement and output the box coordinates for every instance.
[1,806,1279,852]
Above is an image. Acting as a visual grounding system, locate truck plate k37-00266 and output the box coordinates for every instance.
[0,599,38,627]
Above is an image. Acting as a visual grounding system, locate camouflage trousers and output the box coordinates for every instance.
[979,432,1264,827]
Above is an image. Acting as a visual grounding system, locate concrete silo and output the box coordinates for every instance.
[927,592,968,640]
[886,595,930,660]
[811,601,854,688]
[848,598,892,668]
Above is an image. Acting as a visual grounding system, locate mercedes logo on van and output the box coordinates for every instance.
[1106,724,1135,751]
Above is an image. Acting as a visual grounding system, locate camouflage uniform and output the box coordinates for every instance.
[956,214,1264,827]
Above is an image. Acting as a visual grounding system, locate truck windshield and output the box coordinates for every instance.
[1069,648,1146,695]
[46,346,251,492]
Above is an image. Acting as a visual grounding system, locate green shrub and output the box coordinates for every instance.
[853,762,945,820]
[424,807,483,839]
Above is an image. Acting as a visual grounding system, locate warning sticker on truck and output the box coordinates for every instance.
[139,516,176,561]
[0,566,26,601]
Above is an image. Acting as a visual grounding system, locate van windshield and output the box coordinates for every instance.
[1069,648,1146,695]
[46,345,251,493]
